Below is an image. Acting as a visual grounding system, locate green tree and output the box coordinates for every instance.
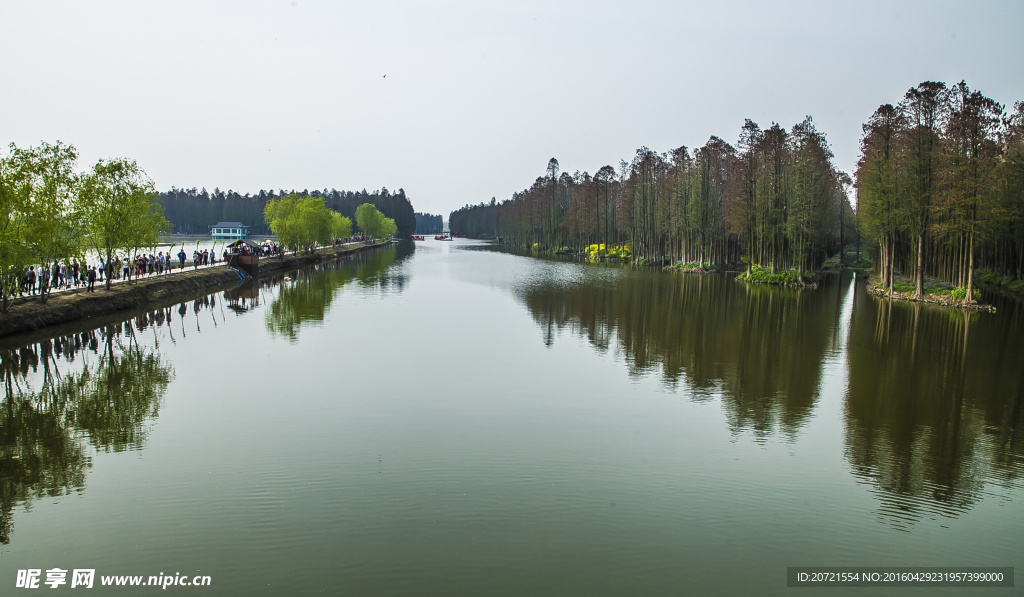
[265,193,352,252]
[0,149,31,311]
[355,202,396,239]
[8,142,82,303]
[79,158,168,288]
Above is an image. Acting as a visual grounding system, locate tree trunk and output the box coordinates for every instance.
[966,232,976,303]
[106,246,114,290]
[915,233,924,298]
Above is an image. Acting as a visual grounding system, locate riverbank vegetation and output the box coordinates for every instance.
[158,186,416,237]
[450,117,853,281]
[452,80,1023,302]
[0,141,170,309]
[264,193,353,253]
[855,81,1023,303]
[738,266,817,286]
[354,203,398,240]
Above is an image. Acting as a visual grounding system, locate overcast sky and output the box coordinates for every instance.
[2,0,1022,217]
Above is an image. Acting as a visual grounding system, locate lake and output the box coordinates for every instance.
[2,239,1021,595]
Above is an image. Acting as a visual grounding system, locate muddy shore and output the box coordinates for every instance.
[0,241,388,339]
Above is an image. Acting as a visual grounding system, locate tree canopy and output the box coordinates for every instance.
[355,203,397,240]
[264,193,353,252]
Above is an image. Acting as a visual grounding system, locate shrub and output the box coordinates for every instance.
[890,280,915,294]
[951,287,967,301]
[741,266,816,285]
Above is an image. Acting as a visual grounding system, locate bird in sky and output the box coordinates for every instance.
[383,74,386,78]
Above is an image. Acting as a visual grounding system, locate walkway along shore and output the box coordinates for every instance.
[0,240,390,339]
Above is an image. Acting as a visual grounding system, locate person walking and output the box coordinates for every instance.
[87,265,97,292]
[27,266,37,295]
[178,248,186,269]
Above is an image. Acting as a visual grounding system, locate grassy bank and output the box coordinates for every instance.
[865,274,996,312]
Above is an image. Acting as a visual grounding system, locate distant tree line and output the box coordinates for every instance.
[158,186,416,237]
[414,212,444,234]
[450,116,853,277]
[855,81,1024,302]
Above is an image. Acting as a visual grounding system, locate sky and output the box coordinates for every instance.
[2,0,1022,218]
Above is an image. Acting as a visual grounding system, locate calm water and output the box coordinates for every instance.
[2,239,1021,595]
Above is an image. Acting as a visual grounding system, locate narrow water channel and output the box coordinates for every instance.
[2,239,1021,595]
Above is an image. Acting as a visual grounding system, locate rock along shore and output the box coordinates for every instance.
[0,241,389,339]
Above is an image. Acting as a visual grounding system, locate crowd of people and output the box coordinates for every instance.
[11,237,365,300]
[13,247,226,298]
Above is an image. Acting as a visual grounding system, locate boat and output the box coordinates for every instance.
[410,235,425,241]
[435,235,453,241]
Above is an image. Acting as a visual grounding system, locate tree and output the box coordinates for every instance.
[856,104,905,293]
[265,193,352,252]
[901,82,948,298]
[939,82,1004,302]
[355,202,396,240]
[7,142,82,303]
[0,148,31,311]
[78,158,168,289]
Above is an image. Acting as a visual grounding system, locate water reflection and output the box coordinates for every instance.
[519,268,850,439]
[845,284,1024,530]
[1,323,174,544]
[515,259,1023,527]
[265,243,410,341]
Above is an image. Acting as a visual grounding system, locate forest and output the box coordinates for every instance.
[158,186,416,238]
[451,81,1024,299]
[450,116,853,278]
[856,82,1024,302]
[414,212,444,234]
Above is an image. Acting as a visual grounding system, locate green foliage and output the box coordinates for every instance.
[740,266,816,286]
[974,269,1009,287]
[158,187,416,237]
[265,194,352,252]
[0,150,31,309]
[890,280,916,294]
[951,287,967,301]
[354,203,397,239]
[9,142,83,281]
[78,158,168,286]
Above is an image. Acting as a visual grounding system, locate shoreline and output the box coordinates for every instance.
[0,241,389,339]
[864,274,996,312]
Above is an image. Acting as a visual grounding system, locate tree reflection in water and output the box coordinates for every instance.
[1,317,174,544]
[520,269,850,440]
[0,244,414,544]
[845,287,1024,530]
[265,243,409,341]
[520,264,1023,527]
